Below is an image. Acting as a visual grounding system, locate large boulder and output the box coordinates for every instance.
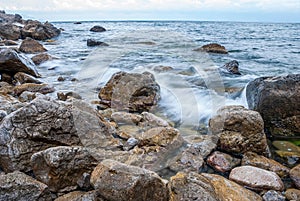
[0,48,40,77]
[19,37,47,53]
[0,24,21,40]
[246,74,300,137]
[21,20,61,40]
[209,105,269,155]
[98,71,160,112]
[194,43,228,54]
[0,11,23,23]
[90,159,169,201]
[0,171,51,201]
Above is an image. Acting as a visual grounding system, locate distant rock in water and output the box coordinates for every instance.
[90,25,106,32]
[246,74,300,137]
[194,43,228,54]
[31,53,53,65]
[74,21,82,24]
[87,39,109,47]
[19,37,47,53]
[222,60,241,75]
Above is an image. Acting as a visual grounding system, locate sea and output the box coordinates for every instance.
[36,21,300,134]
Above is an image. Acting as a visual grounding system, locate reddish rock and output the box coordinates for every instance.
[207,151,241,173]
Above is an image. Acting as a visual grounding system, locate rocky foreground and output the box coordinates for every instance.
[0,11,300,201]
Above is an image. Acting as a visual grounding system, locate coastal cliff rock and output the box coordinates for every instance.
[246,74,300,137]
[98,71,160,112]
[194,43,228,54]
[19,37,47,53]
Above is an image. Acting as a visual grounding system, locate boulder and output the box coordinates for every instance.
[0,11,23,23]
[1,39,18,46]
[0,48,40,77]
[89,25,106,32]
[0,24,21,40]
[12,83,55,96]
[31,53,53,65]
[194,43,228,54]
[19,37,47,53]
[21,20,61,40]
[87,39,109,47]
[207,151,241,173]
[242,152,290,177]
[0,171,51,201]
[222,60,241,75]
[290,164,300,189]
[98,71,160,112]
[229,166,284,191]
[55,191,102,201]
[90,159,169,201]
[246,74,300,137]
[14,72,42,84]
[202,173,263,201]
[209,105,269,155]
[285,188,300,201]
[31,146,98,193]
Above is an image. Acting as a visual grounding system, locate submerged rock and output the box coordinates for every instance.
[31,53,53,65]
[246,74,300,137]
[222,60,241,75]
[19,37,47,53]
[194,43,228,54]
[89,25,106,32]
[21,20,61,40]
[87,39,109,47]
[90,159,169,201]
[0,171,51,201]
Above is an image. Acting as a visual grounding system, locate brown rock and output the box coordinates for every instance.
[207,151,241,173]
[229,166,285,191]
[194,43,228,54]
[2,39,18,46]
[12,83,55,96]
[202,173,263,201]
[19,37,47,53]
[21,20,61,40]
[242,152,290,177]
[98,71,160,112]
[290,164,300,189]
[90,159,169,201]
[209,105,269,155]
[139,112,169,128]
[285,188,300,201]
[0,24,21,40]
[0,171,51,201]
[54,191,102,201]
[31,53,53,65]
[14,72,42,84]
[111,111,142,125]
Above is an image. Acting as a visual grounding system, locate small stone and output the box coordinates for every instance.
[262,190,285,201]
[57,76,65,81]
[207,151,241,173]
[290,164,300,189]
[123,137,139,151]
[285,188,300,201]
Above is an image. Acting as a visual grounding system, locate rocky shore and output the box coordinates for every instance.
[0,11,300,201]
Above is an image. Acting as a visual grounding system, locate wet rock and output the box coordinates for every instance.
[55,191,102,201]
[246,74,300,137]
[229,166,284,191]
[57,76,65,81]
[90,25,106,32]
[207,151,241,173]
[19,37,47,53]
[139,112,169,128]
[74,22,82,24]
[1,39,18,46]
[18,91,38,102]
[202,173,263,201]
[87,39,109,47]
[0,24,21,40]
[0,171,51,201]
[184,135,219,158]
[21,20,61,40]
[262,190,285,201]
[0,48,40,77]
[242,152,290,177]
[290,164,300,189]
[14,72,42,84]
[12,83,55,96]
[222,60,241,75]
[285,188,300,201]
[209,105,269,155]
[57,91,82,101]
[0,11,23,24]
[194,43,228,54]
[0,93,25,114]
[153,65,174,72]
[273,141,300,165]
[90,159,169,201]
[31,146,98,193]
[123,137,139,151]
[111,111,142,125]
[98,71,160,112]
[0,73,13,83]
[31,53,53,65]
[168,172,218,201]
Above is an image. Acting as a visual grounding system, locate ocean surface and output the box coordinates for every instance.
[37,21,300,134]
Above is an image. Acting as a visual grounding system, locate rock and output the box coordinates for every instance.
[111,111,142,125]
[57,91,82,101]
[290,164,300,189]
[139,112,169,128]
[54,191,102,201]
[272,141,300,165]
[194,43,228,54]
[285,188,300,201]
[18,91,38,102]
[0,73,13,83]
[14,72,42,84]
[229,166,284,191]
[98,71,160,112]
[168,172,218,201]
[89,25,106,32]
[0,48,40,77]
[209,105,269,155]
[202,173,263,201]
[12,83,55,96]
[242,152,290,177]
[153,65,174,72]
[31,146,98,193]
[21,20,61,40]
[31,53,53,65]
[207,151,241,173]
[0,24,21,40]
[57,76,65,81]
[0,93,25,114]
[0,109,7,121]
[246,74,300,137]
[1,39,18,46]
[19,37,47,53]
[262,190,285,201]
[87,39,109,47]
[222,60,241,75]
[0,11,23,23]
[184,135,219,158]
[0,171,51,201]
[90,159,169,201]
[73,22,82,24]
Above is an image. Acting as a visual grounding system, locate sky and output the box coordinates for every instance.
[1,0,300,22]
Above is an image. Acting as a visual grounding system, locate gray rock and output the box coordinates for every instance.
[262,190,285,201]
[14,72,42,84]
[89,26,106,32]
[21,20,61,40]
[87,39,109,47]
[0,24,21,40]
[222,60,241,75]
[19,37,47,53]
